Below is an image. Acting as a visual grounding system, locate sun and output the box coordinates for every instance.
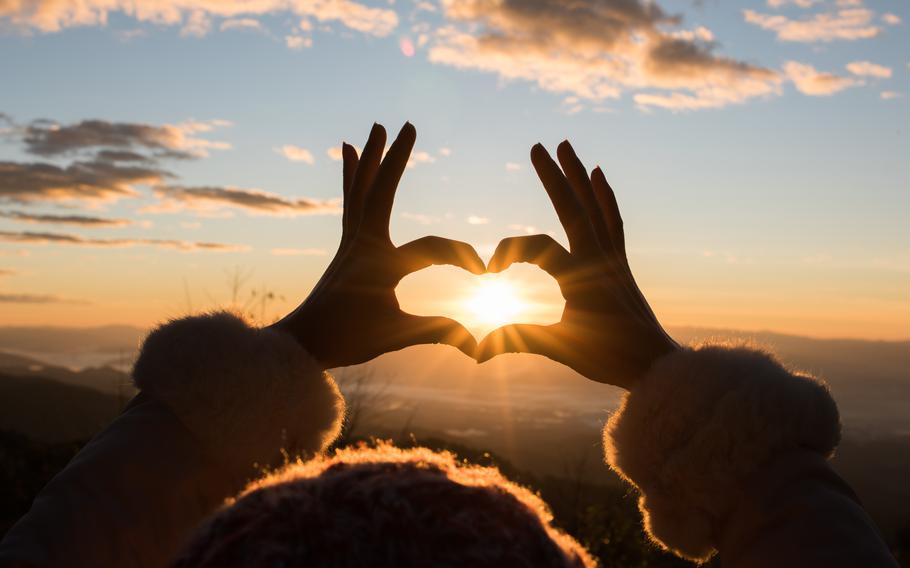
[464,277,526,328]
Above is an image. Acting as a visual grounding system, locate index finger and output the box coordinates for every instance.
[361,122,417,239]
[531,144,598,255]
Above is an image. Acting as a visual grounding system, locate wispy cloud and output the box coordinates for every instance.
[466,215,489,225]
[846,61,892,78]
[0,159,168,204]
[276,144,315,164]
[743,8,880,42]
[220,18,263,32]
[149,185,341,216]
[784,61,859,95]
[0,0,398,37]
[0,292,88,304]
[881,91,903,100]
[0,230,247,252]
[427,0,780,111]
[401,212,441,225]
[23,118,231,158]
[407,150,436,168]
[0,210,132,227]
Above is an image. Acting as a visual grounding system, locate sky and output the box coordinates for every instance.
[0,0,908,340]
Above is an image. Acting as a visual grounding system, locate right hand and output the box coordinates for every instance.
[477,141,678,389]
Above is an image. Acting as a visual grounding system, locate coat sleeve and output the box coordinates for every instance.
[602,345,898,567]
[0,312,345,568]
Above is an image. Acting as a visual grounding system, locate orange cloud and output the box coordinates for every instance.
[276,145,315,163]
[149,185,341,216]
[0,230,247,252]
[784,61,859,96]
[0,0,398,37]
[0,159,167,204]
[743,8,880,42]
[0,210,132,227]
[846,61,892,78]
[429,0,780,111]
[23,118,231,158]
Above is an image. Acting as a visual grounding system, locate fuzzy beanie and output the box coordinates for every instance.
[173,443,595,568]
[604,344,841,563]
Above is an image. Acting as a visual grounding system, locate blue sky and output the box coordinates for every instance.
[0,0,908,339]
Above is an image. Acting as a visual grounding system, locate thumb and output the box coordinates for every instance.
[389,314,478,359]
[476,323,558,363]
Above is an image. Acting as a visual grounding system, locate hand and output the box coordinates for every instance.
[476,141,678,389]
[271,123,485,368]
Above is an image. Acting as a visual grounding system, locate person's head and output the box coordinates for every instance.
[175,443,594,567]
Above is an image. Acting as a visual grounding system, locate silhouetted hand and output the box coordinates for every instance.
[272,123,484,368]
[477,141,678,389]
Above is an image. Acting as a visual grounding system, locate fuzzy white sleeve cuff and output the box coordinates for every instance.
[604,345,841,563]
[133,312,345,473]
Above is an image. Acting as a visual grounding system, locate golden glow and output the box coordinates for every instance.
[464,277,527,329]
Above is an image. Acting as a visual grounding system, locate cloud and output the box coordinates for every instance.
[326,144,362,161]
[466,215,489,225]
[882,13,901,26]
[276,144,315,163]
[0,268,15,277]
[0,230,246,251]
[505,162,521,171]
[784,61,859,95]
[438,147,452,157]
[846,61,892,78]
[220,18,263,32]
[407,150,436,168]
[0,159,169,204]
[400,212,441,225]
[427,0,780,111]
[508,223,537,234]
[23,118,230,158]
[0,210,132,227]
[767,0,817,7]
[881,91,903,100]
[150,185,341,216]
[0,0,398,37]
[270,247,327,256]
[0,292,88,304]
[285,34,313,49]
[743,8,880,42]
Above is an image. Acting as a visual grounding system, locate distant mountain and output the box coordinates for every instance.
[0,350,134,398]
[0,324,145,355]
[0,373,122,443]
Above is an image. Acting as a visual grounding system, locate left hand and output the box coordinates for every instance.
[271,123,485,368]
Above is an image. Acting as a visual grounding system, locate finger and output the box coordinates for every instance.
[390,314,477,359]
[348,124,387,233]
[362,122,417,238]
[397,236,485,275]
[591,167,627,265]
[476,323,557,363]
[342,142,359,199]
[487,234,572,279]
[340,142,360,246]
[556,141,613,254]
[530,143,596,254]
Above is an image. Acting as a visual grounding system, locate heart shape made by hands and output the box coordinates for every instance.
[396,263,564,342]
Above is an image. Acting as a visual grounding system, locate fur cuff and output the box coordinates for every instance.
[133,312,345,472]
[604,345,840,563]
